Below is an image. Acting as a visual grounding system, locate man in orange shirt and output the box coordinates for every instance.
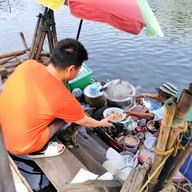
[0,38,112,157]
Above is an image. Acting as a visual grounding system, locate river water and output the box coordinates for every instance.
[0,0,192,93]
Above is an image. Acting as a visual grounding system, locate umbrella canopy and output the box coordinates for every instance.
[36,0,163,37]
[68,0,163,37]
[36,0,65,10]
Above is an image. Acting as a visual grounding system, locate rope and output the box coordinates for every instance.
[154,137,186,157]
[171,121,188,132]
[154,147,174,156]
[172,137,186,157]
[138,153,171,192]
[173,117,185,123]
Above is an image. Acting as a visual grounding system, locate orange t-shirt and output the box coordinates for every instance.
[0,60,85,154]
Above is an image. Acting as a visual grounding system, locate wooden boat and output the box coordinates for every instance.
[0,6,192,192]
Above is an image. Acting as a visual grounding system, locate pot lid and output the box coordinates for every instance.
[83,83,104,98]
[103,80,136,101]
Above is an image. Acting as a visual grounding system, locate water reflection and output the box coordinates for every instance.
[0,0,191,92]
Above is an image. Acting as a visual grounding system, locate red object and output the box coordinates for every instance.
[68,0,145,35]
[135,126,144,133]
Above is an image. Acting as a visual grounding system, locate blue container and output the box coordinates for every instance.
[180,135,192,183]
[180,151,192,183]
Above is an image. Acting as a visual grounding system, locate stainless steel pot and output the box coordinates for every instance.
[102,80,136,109]
[83,83,106,108]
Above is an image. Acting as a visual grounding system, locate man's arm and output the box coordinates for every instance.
[74,114,112,128]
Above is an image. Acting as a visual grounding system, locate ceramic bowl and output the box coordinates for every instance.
[147,120,157,133]
[144,136,157,151]
[103,107,126,123]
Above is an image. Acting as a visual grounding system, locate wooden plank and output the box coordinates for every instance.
[58,180,121,192]
[0,128,16,192]
[77,133,107,165]
[88,130,110,151]
[70,140,107,175]
[34,147,87,191]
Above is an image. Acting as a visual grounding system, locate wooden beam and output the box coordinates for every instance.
[0,128,16,192]
[0,50,26,59]
[58,180,121,192]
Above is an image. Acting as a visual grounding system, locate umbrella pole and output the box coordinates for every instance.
[76,19,83,40]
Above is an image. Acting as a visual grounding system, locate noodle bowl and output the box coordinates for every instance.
[103,107,126,122]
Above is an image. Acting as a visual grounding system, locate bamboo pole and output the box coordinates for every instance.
[35,8,48,61]
[154,126,191,191]
[166,89,192,150]
[29,13,42,59]
[46,10,54,53]
[15,56,25,64]
[148,100,176,191]
[0,50,26,59]
[49,9,58,46]
[153,86,192,191]
[0,56,15,65]
[35,31,47,61]
[19,32,30,58]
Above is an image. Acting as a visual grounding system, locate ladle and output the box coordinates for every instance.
[100,79,121,92]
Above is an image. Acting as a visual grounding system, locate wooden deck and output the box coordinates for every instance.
[34,130,121,191]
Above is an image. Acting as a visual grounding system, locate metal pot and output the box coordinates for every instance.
[102,80,136,109]
[83,83,106,108]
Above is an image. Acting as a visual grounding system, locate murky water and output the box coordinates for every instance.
[0,0,192,93]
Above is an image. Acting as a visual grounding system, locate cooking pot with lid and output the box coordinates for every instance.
[83,82,106,108]
[102,80,136,109]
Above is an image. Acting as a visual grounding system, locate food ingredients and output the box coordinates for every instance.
[124,136,138,146]
[147,121,155,130]
[106,111,123,120]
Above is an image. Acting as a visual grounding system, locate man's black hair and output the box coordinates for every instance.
[50,38,88,69]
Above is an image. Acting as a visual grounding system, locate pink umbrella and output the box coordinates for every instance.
[68,0,163,37]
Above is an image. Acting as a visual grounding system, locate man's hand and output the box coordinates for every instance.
[99,117,113,127]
